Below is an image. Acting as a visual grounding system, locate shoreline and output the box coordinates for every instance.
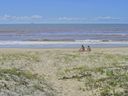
[0,40,128,48]
[0,47,128,52]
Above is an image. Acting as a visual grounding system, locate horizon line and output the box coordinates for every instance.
[0,23,128,25]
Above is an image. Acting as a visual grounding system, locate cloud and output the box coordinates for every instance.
[0,15,125,23]
[0,15,121,21]
[30,15,43,19]
[93,16,120,20]
[0,15,43,20]
[58,17,87,21]
[56,16,121,21]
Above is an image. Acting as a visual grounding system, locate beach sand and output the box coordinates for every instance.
[0,48,128,96]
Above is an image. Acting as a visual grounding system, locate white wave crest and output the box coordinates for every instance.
[0,40,128,45]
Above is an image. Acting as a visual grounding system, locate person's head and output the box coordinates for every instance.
[81,45,84,48]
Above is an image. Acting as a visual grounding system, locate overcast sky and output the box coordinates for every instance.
[0,0,128,24]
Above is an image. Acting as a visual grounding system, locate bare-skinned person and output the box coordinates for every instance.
[79,45,85,52]
[87,46,91,52]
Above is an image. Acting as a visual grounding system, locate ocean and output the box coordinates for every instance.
[0,24,128,48]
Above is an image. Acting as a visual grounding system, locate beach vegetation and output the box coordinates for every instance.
[57,51,128,96]
[0,67,56,96]
[0,52,40,62]
[0,49,128,96]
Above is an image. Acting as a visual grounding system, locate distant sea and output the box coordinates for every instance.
[0,24,128,48]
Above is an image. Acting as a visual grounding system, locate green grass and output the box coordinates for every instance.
[0,68,37,80]
[0,67,56,96]
[0,49,128,96]
[0,52,40,62]
[57,52,128,96]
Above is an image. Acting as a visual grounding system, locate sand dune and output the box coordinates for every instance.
[0,48,128,96]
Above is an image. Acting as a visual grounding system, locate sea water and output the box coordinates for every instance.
[0,24,128,48]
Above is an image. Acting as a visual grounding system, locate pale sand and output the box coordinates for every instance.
[0,47,128,96]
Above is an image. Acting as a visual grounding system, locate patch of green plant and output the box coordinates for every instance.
[58,66,92,80]
[86,53,127,66]
[0,68,37,80]
[33,80,56,96]
[58,66,109,80]
[84,73,128,95]
[0,68,56,96]
[55,53,80,63]
[65,54,79,58]
[0,52,40,62]
[56,52,128,95]
[106,69,114,77]
[64,66,88,72]
[33,84,45,92]
[100,86,112,96]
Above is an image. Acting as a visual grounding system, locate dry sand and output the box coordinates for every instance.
[0,47,128,96]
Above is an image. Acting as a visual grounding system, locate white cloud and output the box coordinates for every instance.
[56,16,121,21]
[0,15,121,21]
[30,15,43,19]
[0,15,124,23]
[0,15,43,20]
[58,17,87,21]
[94,16,120,20]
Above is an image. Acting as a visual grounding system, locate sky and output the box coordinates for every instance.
[0,0,128,24]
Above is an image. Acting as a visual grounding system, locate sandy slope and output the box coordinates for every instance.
[0,48,128,96]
